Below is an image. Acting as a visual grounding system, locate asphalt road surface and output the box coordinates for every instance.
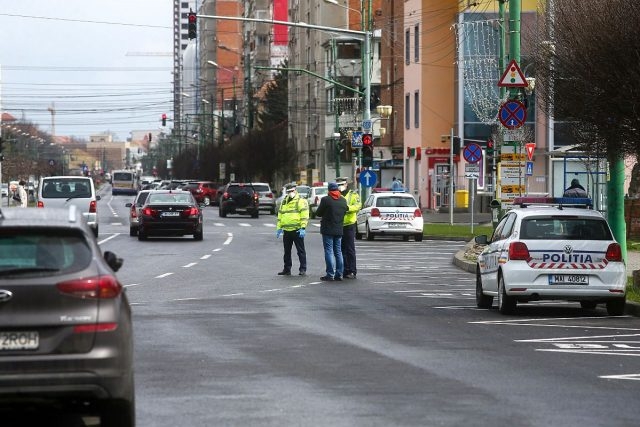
[95,190,640,427]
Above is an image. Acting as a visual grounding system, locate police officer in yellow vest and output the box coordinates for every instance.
[337,177,361,279]
[276,183,309,276]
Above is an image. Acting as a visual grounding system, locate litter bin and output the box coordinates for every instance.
[455,190,469,209]
[490,199,502,229]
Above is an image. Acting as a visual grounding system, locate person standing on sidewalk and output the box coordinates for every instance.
[337,177,361,279]
[315,182,348,281]
[17,180,28,208]
[276,183,309,276]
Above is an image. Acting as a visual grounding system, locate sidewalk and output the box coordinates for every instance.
[422,210,492,226]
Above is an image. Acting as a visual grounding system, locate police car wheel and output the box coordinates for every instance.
[476,269,493,309]
[497,275,516,314]
[365,223,374,241]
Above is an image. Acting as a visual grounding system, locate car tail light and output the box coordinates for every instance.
[508,242,530,261]
[37,201,44,208]
[605,243,623,262]
[57,275,122,299]
[73,323,118,334]
[142,207,158,217]
[414,209,422,217]
[181,207,200,217]
[89,200,97,213]
[223,192,230,200]
[267,193,273,199]
[130,206,137,218]
[371,208,380,217]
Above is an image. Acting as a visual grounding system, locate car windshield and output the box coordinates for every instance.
[0,229,92,276]
[148,193,194,204]
[376,196,417,208]
[252,184,270,192]
[520,217,613,240]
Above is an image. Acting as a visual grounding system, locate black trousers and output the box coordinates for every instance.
[341,224,357,275]
[282,230,306,272]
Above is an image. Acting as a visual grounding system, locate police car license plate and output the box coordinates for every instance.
[549,275,588,285]
[0,331,39,350]
[161,211,180,217]
[388,223,407,228]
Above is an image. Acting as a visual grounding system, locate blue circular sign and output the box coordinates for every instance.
[463,143,483,164]
[499,100,527,129]
[359,170,378,188]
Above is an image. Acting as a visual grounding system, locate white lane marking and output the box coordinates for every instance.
[223,233,233,245]
[155,272,174,278]
[239,223,251,227]
[599,374,640,381]
[212,248,222,252]
[291,285,305,288]
[124,283,141,288]
[174,297,198,301]
[222,293,245,297]
[201,254,211,259]
[264,223,277,228]
[98,234,120,245]
[260,288,282,292]
[213,223,225,227]
[182,263,197,268]
[310,223,321,228]
[111,222,123,226]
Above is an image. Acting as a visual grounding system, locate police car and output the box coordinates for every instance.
[475,197,626,315]
[355,191,423,241]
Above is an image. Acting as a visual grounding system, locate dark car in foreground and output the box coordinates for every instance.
[0,206,134,426]
[137,190,203,241]
[219,183,260,218]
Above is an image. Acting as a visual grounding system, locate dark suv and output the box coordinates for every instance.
[183,181,220,206]
[219,183,260,218]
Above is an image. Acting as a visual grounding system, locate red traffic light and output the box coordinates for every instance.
[487,138,494,148]
[161,113,167,126]
[362,133,373,146]
[188,12,197,23]
[188,12,197,39]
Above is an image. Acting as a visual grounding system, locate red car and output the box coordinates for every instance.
[183,181,220,206]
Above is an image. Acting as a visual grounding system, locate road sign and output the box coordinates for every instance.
[526,161,534,176]
[464,163,479,179]
[497,59,528,87]
[359,169,378,188]
[351,131,363,148]
[499,100,527,130]
[462,143,482,164]
[361,120,372,132]
[525,142,536,160]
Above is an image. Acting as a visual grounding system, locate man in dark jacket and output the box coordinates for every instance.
[315,182,348,281]
[563,178,588,198]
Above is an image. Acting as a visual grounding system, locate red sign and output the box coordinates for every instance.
[525,143,536,161]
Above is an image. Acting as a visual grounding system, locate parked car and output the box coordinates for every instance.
[356,191,424,241]
[182,181,220,206]
[219,183,260,218]
[251,182,276,214]
[125,189,152,236]
[37,176,101,237]
[213,185,226,207]
[275,184,311,214]
[0,183,7,198]
[475,197,626,315]
[0,205,134,426]
[308,185,328,218]
[137,190,203,241]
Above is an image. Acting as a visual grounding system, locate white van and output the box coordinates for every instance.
[37,176,101,237]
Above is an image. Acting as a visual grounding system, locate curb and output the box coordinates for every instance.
[452,241,640,317]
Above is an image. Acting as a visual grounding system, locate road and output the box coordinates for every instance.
[96,189,640,427]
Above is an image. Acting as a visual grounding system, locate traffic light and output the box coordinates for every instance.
[362,133,373,167]
[161,113,167,126]
[188,12,197,40]
[486,138,494,162]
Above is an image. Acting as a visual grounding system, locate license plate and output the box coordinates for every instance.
[161,211,180,217]
[388,223,407,228]
[549,275,589,285]
[0,331,39,350]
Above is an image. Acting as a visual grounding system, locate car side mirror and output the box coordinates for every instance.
[103,251,123,272]
[475,235,488,245]
[96,195,101,201]
[125,203,132,207]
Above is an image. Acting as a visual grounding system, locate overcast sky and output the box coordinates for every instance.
[0,0,174,141]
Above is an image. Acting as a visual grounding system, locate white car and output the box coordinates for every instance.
[356,191,424,241]
[309,185,328,218]
[475,197,626,315]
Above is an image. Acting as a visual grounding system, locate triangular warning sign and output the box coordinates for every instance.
[525,142,536,161]
[498,59,528,87]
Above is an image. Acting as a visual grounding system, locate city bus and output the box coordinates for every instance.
[111,170,139,195]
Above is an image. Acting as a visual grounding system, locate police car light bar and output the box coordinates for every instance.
[512,197,593,209]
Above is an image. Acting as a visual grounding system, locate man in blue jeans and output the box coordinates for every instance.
[315,182,348,281]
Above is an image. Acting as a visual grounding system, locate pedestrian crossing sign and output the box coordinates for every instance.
[498,60,528,87]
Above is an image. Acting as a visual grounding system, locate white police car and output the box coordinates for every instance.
[355,191,423,241]
[475,197,626,315]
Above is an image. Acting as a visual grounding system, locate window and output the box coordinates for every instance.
[414,91,420,128]
[414,24,419,62]
[405,94,410,129]
[405,29,410,65]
